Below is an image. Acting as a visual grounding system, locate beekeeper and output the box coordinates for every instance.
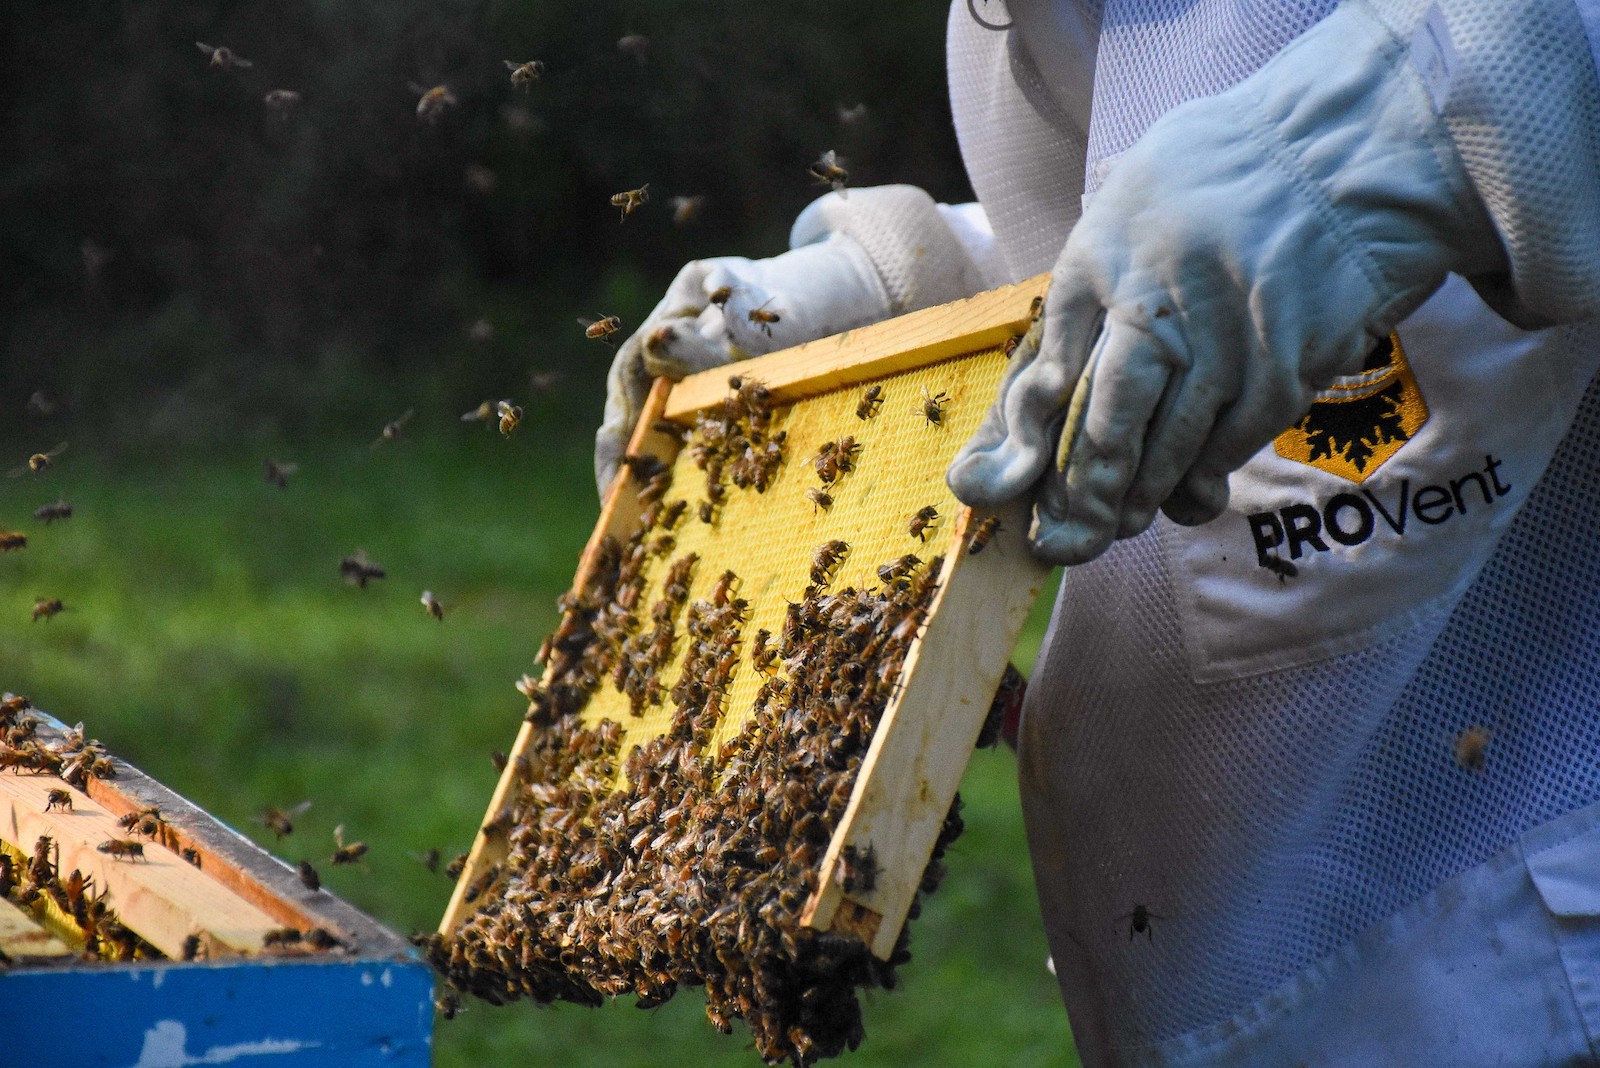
[596,1,1600,1063]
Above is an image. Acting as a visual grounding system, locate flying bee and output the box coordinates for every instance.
[410,83,457,124]
[44,788,72,813]
[371,409,415,449]
[580,314,622,346]
[529,369,563,393]
[908,505,939,541]
[26,391,57,417]
[968,515,1003,554]
[610,184,650,222]
[339,549,386,588]
[460,400,495,424]
[263,89,302,115]
[412,847,441,874]
[670,194,707,226]
[809,149,848,194]
[298,859,322,892]
[31,598,64,623]
[33,500,73,523]
[196,42,253,69]
[8,442,67,478]
[1262,554,1298,583]
[0,531,25,552]
[263,459,298,489]
[1453,724,1491,771]
[97,839,145,862]
[496,400,522,436]
[747,299,781,337]
[920,388,950,426]
[330,824,368,865]
[420,590,445,621]
[260,800,311,839]
[503,59,545,89]
[856,384,884,420]
[810,540,849,586]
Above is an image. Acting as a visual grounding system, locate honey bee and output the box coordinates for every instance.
[610,184,650,222]
[196,42,253,69]
[856,384,884,420]
[809,149,848,194]
[747,299,781,337]
[1030,293,1045,320]
[181,847,202,868]
[907,506,939,541]
[529,369,564,392]
[421,590,445,621]
[436,988,465,1020]
[496,400,522,436]
[8,442,67,477]
[260,800,311,839]
[750,629,778,675]
[44,788,72,813]
[413,847,441,874]
[670,195,707,226]
[0,531,25,552]
[339,549,386,588]
[33,500,72,523]
[31,598,65,623]
[298,859,322,892]
[708,286,734,307]
[805,488,833,512]
[410,83,457,124]
[263,459,298,489]
[580,314,622,345]
[1262,554,1298,583]
[263,927,303,949]
[445,852,468,881]
[660,500,688,531]
[26,391,57,417]
[119,807,166,840]
[371,409,414,448]
[504,59,546,89]
[1118,903,1163,942]
[304,927,342,951]
[330,824,368,865]
[621,453,668,482]
[810,540,849,586]
[837,842,879,895]
[698,500,717,524]
[182,934,203,961]
[877,554,921,584]
[97,839,145,862]
[920,389,950,426]
[1003,334,1022,359]
[1453,724,1491,771]
[263,89,302,115]
[460,400,495,424]
[967,515,1002,554]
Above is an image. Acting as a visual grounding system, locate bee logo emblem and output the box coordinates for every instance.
[1274,332,1428,483]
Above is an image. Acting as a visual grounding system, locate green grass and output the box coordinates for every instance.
[0,420,1075,1068]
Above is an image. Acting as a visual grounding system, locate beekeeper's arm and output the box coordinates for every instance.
[949,0,1600,562]
[594,188,1005,494]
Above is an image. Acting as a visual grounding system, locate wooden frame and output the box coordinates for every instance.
[442,275,1051,962]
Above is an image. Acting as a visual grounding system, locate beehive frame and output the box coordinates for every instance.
[442,276,1051,962]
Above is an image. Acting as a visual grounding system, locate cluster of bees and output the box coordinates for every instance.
[430,376,1014,1064]
[0,834,155,964]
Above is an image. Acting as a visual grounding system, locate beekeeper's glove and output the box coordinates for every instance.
[594,237,891,494]
[948,0,1515,564]
[596,187,994,495]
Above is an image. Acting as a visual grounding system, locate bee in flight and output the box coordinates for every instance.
[496,400,522,437]
[340,549,386,588]
[504,59,545,89]
[196,42,253,70]
[610,184,650,222]
[747,299,781,338]
[670,195,706,226]
[263,460,298,489]
[580,314,622,346]
[371,409,415,449]
[331,824,369,866]
[810,149,849,194]
[410,83,457,124]
[31,598,65,623]
[0,531,26,552]
[260,801,312,839]
[421,590,445,621]
[263,89,302,116]
[8,442,67,478]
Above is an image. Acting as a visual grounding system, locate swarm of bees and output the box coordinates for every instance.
[430,377,988,1066]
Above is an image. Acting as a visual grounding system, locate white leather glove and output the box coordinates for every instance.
[948,0,1508,564]
[594,235,895,495]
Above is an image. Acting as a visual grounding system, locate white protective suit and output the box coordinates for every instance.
[602,0,1600,1062]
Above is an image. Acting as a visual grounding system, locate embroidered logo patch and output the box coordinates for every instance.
[1273,333,1428,483]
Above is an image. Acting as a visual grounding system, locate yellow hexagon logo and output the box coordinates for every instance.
[1273,332,1428,483]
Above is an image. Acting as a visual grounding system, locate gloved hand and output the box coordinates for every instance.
[948,0,1506,564]
[594,234,893,495]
